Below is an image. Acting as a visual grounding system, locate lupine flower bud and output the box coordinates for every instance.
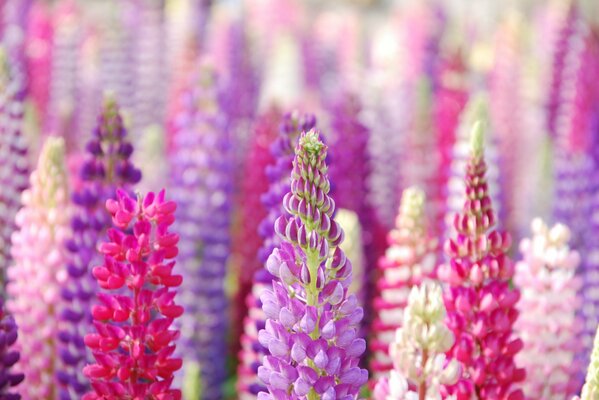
[170,62,233,400]
[83,189,183,399]
[0,49,29,290]
[7,137,71,399]
[515,218,581,398]
[58,98,141,399]
[371,187,437,378]
[374,282,459,400]
[438,122,525,399]
[237,111,316,398]
[258,130,368,399]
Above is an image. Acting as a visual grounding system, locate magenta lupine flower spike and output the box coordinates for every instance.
[438,122,526,400]
[58,98,141,399]
[237,111,316,398]
[370,187,437,378]
[514,219,581,399]
[82,189,183,400]
[258,130,369,399]
[373,282,460,400]
[7,137,71,399]
[0,49,29,290]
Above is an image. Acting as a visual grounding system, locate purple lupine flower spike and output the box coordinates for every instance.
[171,62,233,400]
[0,49,29,291]
[237,111,316,398]
[57,98,141,399]
[0,298,24,398]
[258,130,369,399]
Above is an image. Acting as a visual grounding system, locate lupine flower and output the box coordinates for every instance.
[46,0,81,150]
[0,49,29,290]
[237,111,316,398]
[370,187,437,378]
[24,0,53,126]
[514,218,581,399]
[444,95,503,242]
[438,122,525,399]
[233,108,279,357]
[0,299,24,398]
[373,282,460,400]
[578,325,599,400]
[58,99,141,399]
[7,137,71,399]
[170,62,232,400]
[257,130,369,399]
[82,189,183,399]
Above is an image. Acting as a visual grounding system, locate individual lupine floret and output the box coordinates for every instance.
[257,130,369,399]
[438,122,526,400]
[58,98,141,399]
[370,187,437,378]
[7,137,71,399]
[514,218,581,399]
[237,112,316,398]
[82,189,183,399]
[373,281,460,400]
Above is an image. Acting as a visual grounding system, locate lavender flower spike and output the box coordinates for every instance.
[57,98,141,399]
[258,130,369,399]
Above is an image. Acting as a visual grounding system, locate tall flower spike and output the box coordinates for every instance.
[232,108,279,360]
[7,137,71,399]
[438,122,526,400]
[370,187,437,378]
[373,282,460,400]
[328,91,385,312]
[0,48,29,291]
[237,111,316,398]
[58,98,141,399]
[170,62,233,400]
[258,130,369,399]
[445,94,503,244]
[83,189,183,399]
[514,218,581,399]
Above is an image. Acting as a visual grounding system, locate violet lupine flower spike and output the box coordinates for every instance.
[373,282,460,400]
[0,299,24,398]
[370,187,437,378]
[514,219,581,399]
[0,48,29,291]
[438,122,526,400]
[170,61,232,399]
[258,130,369,400]
[83,189,183,399]
[237,112,316,398]
[58,98,141,399]
[7,137,71,399]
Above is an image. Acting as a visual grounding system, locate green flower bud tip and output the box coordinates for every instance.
[299,129,325,156]
[470,120,485,159]
[401,186,425,217]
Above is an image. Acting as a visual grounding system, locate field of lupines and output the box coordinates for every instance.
[1,0,599,399]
